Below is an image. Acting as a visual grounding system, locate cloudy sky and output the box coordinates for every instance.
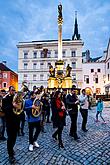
[0,0,110,71]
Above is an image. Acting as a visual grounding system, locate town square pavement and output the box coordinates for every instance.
[0,102,110,165]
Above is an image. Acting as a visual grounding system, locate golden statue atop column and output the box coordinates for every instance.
[48,4,72,89]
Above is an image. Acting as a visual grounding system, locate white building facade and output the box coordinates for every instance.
[82,39,110,95]
[17,40,83,90]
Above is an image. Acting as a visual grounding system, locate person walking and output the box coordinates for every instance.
[66,88,80,140]
[2,86,20,164]
[24,91,42,152]
[0,89,6,141]
[52,91,66,148]
[79,89,89,132]
[96,98,106,123]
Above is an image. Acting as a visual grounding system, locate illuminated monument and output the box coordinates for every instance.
[48,4,72,89]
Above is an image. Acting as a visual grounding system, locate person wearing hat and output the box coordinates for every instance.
[66,87,80,140]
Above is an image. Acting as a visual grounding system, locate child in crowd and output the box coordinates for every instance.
[96,98,106,123]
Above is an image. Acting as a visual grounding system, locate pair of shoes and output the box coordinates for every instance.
[59,142,64,149]
[9,156,15,164]
[29,144,33,151]
[102,121,106,124]
[52,134,57,140]
[82,129,88,132]
[33,141,39,148]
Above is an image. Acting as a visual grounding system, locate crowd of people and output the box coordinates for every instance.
[0,85,106,164]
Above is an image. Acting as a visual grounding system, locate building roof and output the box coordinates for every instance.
[0,63,17,75]
[90,56,102,62]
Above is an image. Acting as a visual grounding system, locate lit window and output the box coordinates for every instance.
[24,63,28,69]
[24,52,28,59]
[71,50,76,57]
[33,63,37,69]
[33,52,37,58]
[72,62,76,69]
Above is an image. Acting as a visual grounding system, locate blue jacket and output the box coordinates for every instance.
[24,98,40,123]
[96,101,103,112]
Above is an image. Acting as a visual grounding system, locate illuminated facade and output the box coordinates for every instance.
[0,63,18,91]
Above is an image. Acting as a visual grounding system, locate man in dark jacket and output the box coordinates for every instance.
[2,86,20,164]
[66,88,80,140]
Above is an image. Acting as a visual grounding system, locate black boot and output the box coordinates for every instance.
[52,134,57,140]
[59,141,64,149]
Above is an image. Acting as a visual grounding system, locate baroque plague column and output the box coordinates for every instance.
[48,4,72,89]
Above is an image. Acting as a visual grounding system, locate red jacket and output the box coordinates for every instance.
[55,98,65,117]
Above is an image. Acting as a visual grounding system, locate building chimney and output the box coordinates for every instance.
[2,61,7,65]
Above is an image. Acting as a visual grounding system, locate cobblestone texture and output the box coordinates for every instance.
[0,102,110,164]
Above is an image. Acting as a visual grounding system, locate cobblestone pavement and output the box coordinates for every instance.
[0,102,110,165]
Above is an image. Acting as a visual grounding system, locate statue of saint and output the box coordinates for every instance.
[58,3,62,18]
[66,64,72,77]
[49,65,55,77]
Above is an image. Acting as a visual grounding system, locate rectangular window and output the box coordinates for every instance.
[33,51,37,58]
[48,62,51,67]
[97,69,101,72]
[72,74,76,80]
[33,74,37,81]
[0,73,2,78]
[24,52,28,59]
[2,82,7,88]
[95,78,98,83]
[55,50,58,58]
[24,63,28,69]
[91,69,94,73]
[108,74,109,81]
[62,50,66,57]
[86,78,89,84]
[33,63,37,69]
[71,50,76,57]
[40,51,44,58]
[40,63,44,69]
[24,74,27,81]
[47,50,51,58]
[40,74,44,81]
[107,62,109,69]
[3,73,7,78]
[72,62,76,69]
